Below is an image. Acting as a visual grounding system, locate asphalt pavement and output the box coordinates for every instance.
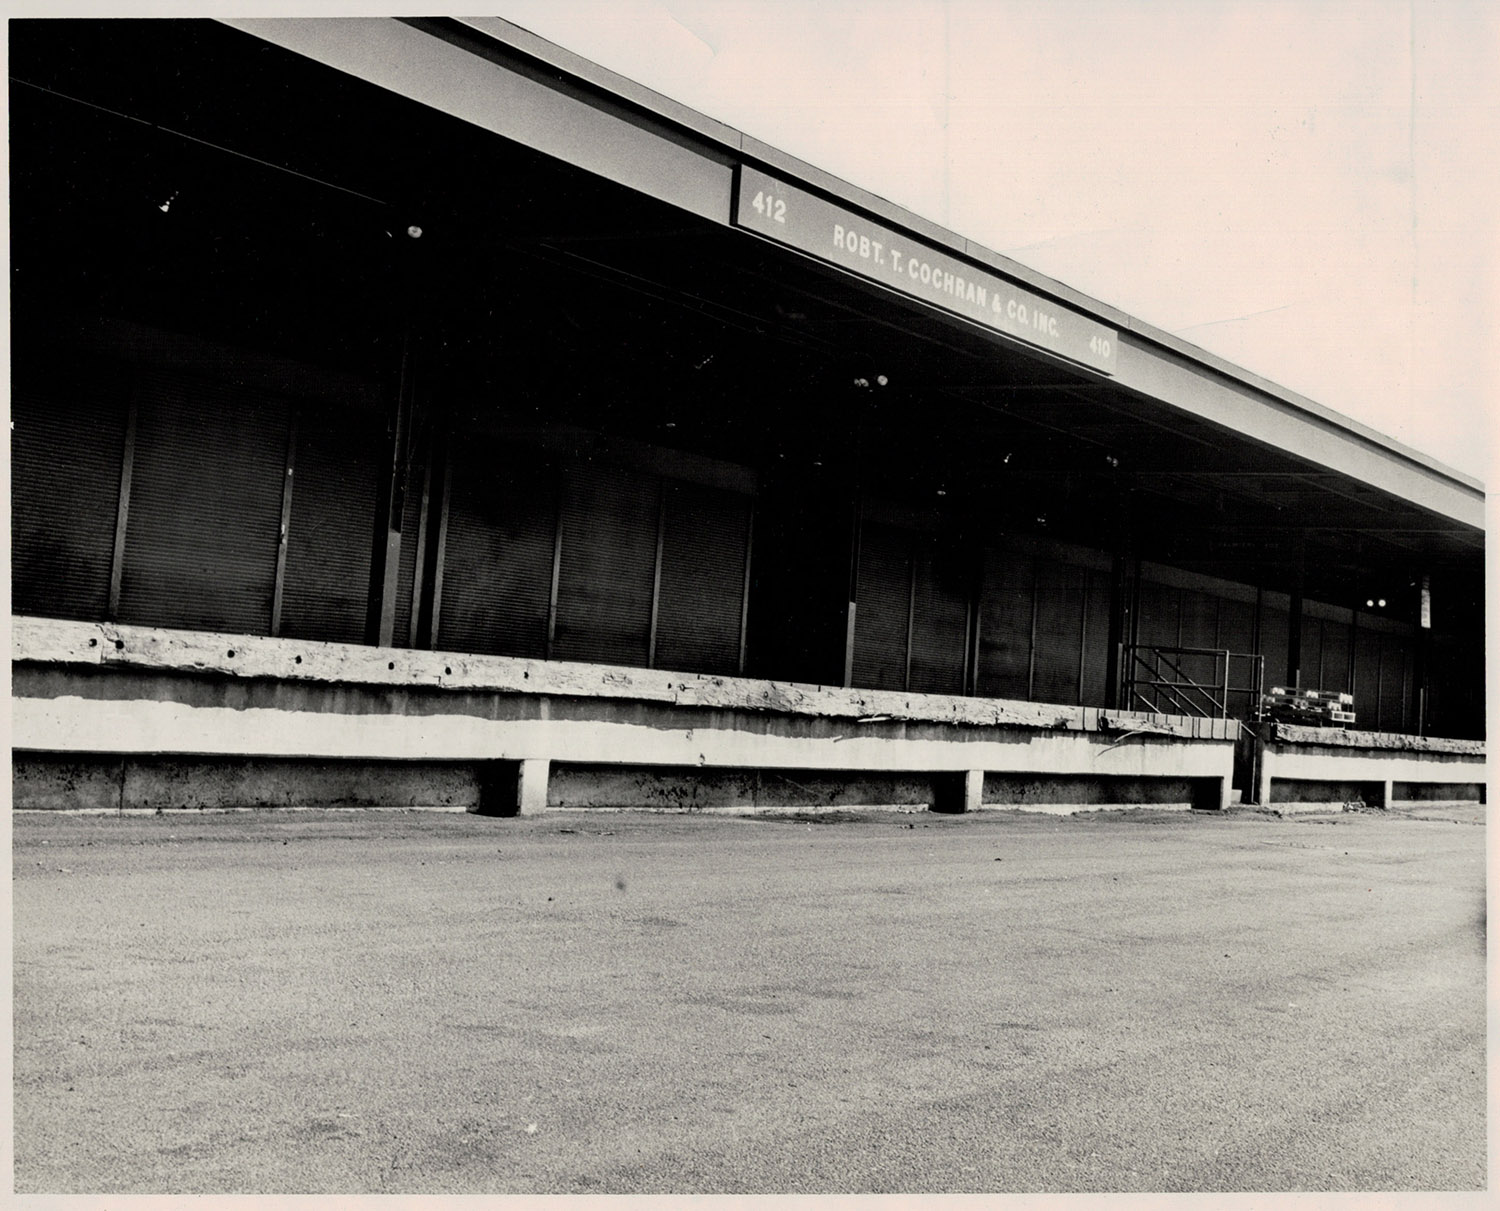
[11,801,1487,1194]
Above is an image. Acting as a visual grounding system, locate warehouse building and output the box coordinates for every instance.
[10,17,1486,814]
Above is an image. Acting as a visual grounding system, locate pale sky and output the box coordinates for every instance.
[488,0,1497,484]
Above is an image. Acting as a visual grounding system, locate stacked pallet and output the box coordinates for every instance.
[1262,687,1356,727]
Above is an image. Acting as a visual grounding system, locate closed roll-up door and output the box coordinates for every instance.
[1379,636,1413,732]
[279,402,382,645]
[908,541,969,696]
[1259,605,1291,690]
[1033,557,1085,705]
[977,547,1033,701]
[1135,578,1180,649]
[1352,626,1382,725]
[852,521,912,691]
[118,370,288,635]
[1171,589,1219,705]
[1301,619,1325,690]
[1129,577,1180,711]
[655,481,751,676]
[1179,589,1219,649]
[1080,568,1111,707]
[439,438,559,658]
[1216,596,1254,655]
[1216,595,1257,716]
[11,358,128,621]
[553,463,658,668]
[1319,618,1352,694]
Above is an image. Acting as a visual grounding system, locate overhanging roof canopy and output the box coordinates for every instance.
[219,17,1481,521]
[10,16,1483,622]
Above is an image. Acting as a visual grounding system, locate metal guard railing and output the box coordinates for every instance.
[1119,644,1265,721]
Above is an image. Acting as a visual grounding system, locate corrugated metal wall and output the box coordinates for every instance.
[10,336,1429,735]
[851,521,913,691]
[1378,634,1414,732]
[553,463,659,667]
[1135,577,1180,651]
[847,521,1124,705]
[1031,559,1087,705]
[1216,594,1258,717]
[1300,619,1324,694]
[1352,625,1382,726]
[1126,570,1421,731]
[1176,588,1221,695]
[1081,568,1112,707]
[279,402,383,645]
[12,337,395,645]
[654,480,752,676]
[11,357,128,621]
[118,370,289,635]
[438,440,559,659]
[1259,604,1292,690]
[976,547,1035,701]
[1317,616,1353,695]
[907,541,969,696]
[435,448,754,675]
[1135,568,1288,718]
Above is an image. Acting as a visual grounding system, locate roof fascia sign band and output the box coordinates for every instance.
[734,165,1118,376]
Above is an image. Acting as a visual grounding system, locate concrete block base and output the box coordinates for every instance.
[1395,780,1486,804]
[980,772,1228,812]
[1269,778,1390,809]
[12,752,481,812]
[3,619,1260,820]
[547,765,936,812]
[1252,724,1486,809]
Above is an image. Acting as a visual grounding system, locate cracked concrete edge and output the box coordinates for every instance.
[1272,721,1484,757]
[13,615,1108,734]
